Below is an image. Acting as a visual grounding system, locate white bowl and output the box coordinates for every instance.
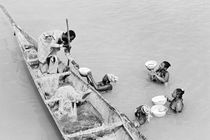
[145,60,157,70]
[151,105,168,117]
[152,95,167,105]
[79,67,91,76]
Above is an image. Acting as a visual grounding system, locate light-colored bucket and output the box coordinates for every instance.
[79,67,91,76]
[145,60,157,70]
[151,105,168,117]
[152,95,167,105]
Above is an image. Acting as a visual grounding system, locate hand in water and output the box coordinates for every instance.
[164,95,170,102]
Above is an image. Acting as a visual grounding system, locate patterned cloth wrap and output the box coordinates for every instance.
[141,105,152,122]
[51,85,89,120]
[106,74,119,83]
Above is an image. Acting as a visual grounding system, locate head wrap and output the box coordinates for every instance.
[62,30,76,42]
[106,74,119,83]
[162,61,171,69]
[176,88,185,98]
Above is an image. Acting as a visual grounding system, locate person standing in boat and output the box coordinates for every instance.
[38,30,78,74]
[166,88,185,113]
[149,61,171,83]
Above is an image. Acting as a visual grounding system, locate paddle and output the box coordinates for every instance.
[66,18,71,53]
[65,18,78,119]
[65,19,80,71]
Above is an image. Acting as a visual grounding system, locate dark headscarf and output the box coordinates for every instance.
[62,30,76,43]
[102,74,111,84]
[176,88,185,98]
[162,61,171,69]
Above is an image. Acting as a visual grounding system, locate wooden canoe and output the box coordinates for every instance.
[0,5,146,140]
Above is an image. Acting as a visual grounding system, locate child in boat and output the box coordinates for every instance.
[134,105,152,126]
[166,88,184,113]
[149,61,171,83]
[38,30,78,74]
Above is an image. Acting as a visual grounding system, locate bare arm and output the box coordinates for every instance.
[86,72,113,92]
[86,72,99,89]
[155,72,169,83]
[50,42,62,49]
[165,96,172,102]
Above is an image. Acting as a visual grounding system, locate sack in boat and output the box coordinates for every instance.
[54,110,65,120]
[40,75,59,96]
[26,49,37,60]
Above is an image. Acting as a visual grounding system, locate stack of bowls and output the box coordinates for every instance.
[151,95,168,117]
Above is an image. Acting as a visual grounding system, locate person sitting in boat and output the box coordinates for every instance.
[78,68,118,92]
[149,61,171,83]
[46,84,91,120]
[134,105,152,126]
[166,88,184,113]
[38,30,78,74]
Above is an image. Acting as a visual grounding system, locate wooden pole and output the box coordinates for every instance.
[66,18,72,53]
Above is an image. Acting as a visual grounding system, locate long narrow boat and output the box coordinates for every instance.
[0,5,146,140]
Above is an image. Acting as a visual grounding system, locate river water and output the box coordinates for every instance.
[0,0,210,140]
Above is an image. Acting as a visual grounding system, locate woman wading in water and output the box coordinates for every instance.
[167,88,184,113]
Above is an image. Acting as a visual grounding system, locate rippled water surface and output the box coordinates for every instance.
[1,0,210,139]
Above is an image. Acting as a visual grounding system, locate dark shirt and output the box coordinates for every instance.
[170,98,184,113]
[156,68,167,78]
[135,106,147,125]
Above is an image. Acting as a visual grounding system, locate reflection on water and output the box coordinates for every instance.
[1,0,210,139]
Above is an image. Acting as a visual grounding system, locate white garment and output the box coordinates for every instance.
[47,55,58,74]
[38,30,63,63]
[54,85,83,119]
[54,85,83,103]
